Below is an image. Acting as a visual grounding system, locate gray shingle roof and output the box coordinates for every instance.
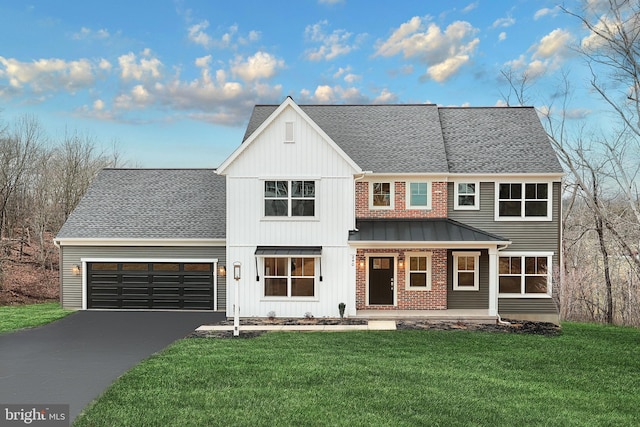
[439,107,563,174]
[56,169,225,240]
[245,104,449,174]
[349,219,509,243]
[244,104,563,174]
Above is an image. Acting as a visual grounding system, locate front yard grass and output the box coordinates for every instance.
[74,322,640,427]
[0,302,72,333]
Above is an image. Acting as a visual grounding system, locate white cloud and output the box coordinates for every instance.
[491,16,515,29]
[93,99,105,111]
[304,20,361,61]
[503,28,574,79]
[462,2,479,13]
[499,32,507,41]
[314,85,336,103]
[534,7,559,20]
[0,56,100,94]
[318,0,343,4]
[188,21,214,48]
[373,88,398,103]
[374,17,479,82]
[533,28,572,59]
[72,27,110,40]
[230,51,285,82]
[187,20,259,49]
[118,51,163,81]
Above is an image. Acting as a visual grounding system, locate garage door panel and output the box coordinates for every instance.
[87,262,214,310]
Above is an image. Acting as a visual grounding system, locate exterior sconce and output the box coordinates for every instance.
[233,262,242,280]
[71,264,81,276]
[398,257,404,269]
[219,265,226,276]
[359,259,365,268]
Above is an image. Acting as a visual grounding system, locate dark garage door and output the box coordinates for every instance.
[87,262,214,310]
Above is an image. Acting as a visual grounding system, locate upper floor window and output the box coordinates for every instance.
[453,252,480,291]
[454,182,479,210]
[264,180,315,217]
[406,182,431,209]
[499,253,552,296]
[370,182,393,209]
[496,182,551,220]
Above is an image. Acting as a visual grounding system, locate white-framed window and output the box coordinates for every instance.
[370,182,394,209]
[496,182,552,220]
[406,181,432,209]
[264,257,316,297]
[499,253,553,296]
[454,182,479,210]
[405,252,432,290]
[264,180,315,217]
[453,251,480,291]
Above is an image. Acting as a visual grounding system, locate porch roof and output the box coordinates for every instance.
[348,219,509,245]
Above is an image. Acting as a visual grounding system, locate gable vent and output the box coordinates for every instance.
[285,121,294,143]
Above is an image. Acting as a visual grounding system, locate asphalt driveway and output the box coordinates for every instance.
[0,310,224,422]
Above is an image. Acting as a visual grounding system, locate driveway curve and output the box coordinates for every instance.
[0,311,224,422]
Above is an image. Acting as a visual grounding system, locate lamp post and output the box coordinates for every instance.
[233,262,241,337]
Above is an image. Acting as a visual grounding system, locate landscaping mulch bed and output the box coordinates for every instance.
[188,318,560,339]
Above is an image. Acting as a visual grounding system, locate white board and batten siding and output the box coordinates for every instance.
[223,105,359,318]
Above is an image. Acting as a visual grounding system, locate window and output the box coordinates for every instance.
[454,182,479,210]
[264,180,315,217]
[370,182,393,208]
[264,257,315,297]
[407,182,431,209]
[453,252,480,291]
[499,254,551,295]
[405,252,432,290]
[497,183,550,220]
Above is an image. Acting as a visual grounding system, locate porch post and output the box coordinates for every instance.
[488,247,498,316]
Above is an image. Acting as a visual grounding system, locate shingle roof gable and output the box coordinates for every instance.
[243,103,562,175]
[56,169,225,240]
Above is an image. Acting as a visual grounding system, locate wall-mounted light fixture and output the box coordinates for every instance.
[219,265,226,276]
[71,264,81,276]
[359,259,365,268]
[398,256,404,269]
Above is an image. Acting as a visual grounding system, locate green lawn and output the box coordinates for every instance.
[0,302,72,333]
[74,323,640,427]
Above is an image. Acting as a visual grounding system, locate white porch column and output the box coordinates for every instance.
[488,247,498,316]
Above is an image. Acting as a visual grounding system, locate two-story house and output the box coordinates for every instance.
[55,97,563,324]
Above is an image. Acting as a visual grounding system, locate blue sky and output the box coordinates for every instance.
[0,0,603,167]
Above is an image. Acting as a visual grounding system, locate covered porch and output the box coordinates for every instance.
[348,218,511,317]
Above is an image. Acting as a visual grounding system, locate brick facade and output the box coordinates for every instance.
[355,248,448,310]
[355,180,448,218]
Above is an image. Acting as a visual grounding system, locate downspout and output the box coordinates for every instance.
[53,239,63,308]
[352,171,371,231]
[496,243,511,325]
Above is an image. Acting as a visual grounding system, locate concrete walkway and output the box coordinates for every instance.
[196,320,397,332]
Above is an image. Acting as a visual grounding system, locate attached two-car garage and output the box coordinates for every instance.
[87,261,216,310]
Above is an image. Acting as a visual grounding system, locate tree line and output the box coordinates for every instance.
[0,115,122,276]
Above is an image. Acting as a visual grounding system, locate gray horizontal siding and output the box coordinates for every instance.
[61,245,226,311]
[447,250,489,309]
[498,298,559,314]
[448,181,561,258]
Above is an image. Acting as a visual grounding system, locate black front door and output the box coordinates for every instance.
[369,257,394,305]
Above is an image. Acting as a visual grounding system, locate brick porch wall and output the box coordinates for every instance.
[356,248,448,310]
[355,181,448,219]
